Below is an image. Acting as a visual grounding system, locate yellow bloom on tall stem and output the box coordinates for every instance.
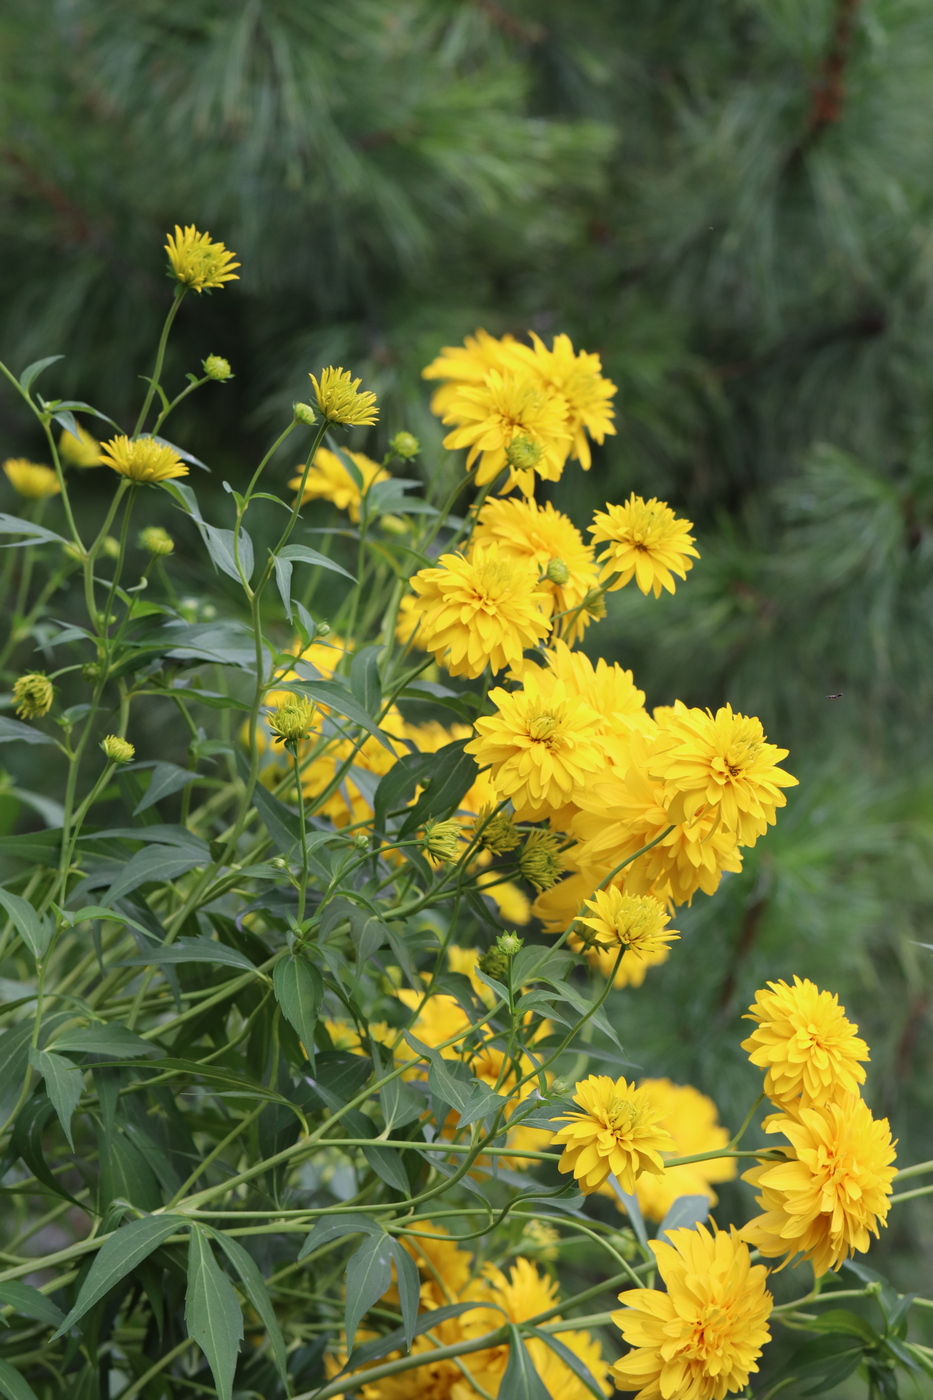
[165,224,240,292]
[100,436,188,483]
[612,1224,772,1400]
[310,366,378,426]
[651,703,798,847]
[511,331,617,469]
[289,446,389,521]
[465,668,604,821]
[577,888,679,983]
[3,458,61,498]
[59,422,103,467]
[551,1074,674,1193]
[590,494,699,597]
[408,546,550,679]
[741,1095,897,1276]
[741,976,869,1107]
[441,368,570,492]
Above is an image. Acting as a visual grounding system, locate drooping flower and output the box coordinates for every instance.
[511,331,617,470]
[408,546,551,679]
[465,668,604,821]
[651,703,798,847]
[289,446,389,521]
[165,224,240,292]
[590,495,699,597]
[612,1224,772,1400]
[421,819,464,863]
[100,436,188,483]
[741,1095,897,1276]
[471,497,600,642]
[12,673,54,719]
[3,458,60,498]
[602,1080,737,1223]
[518,829,567,892]
[741,977,869,1108]
[309,367,379,426]
[576,888,679,983]
[59,422,103,467]
[441,369,571,493]
[551,1074,674,1194]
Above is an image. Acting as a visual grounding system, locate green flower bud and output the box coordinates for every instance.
[204,355,233,382]
[496,932,523,957]
[518,830,565,892]
[353,833,370,851]
[389,431,420,460]
[478,946,510,983]
[12,673,53,719]
[293,402,317,426]
[545,557,570,586]
[101,535,120,560]
[139,526,175,556]
[583,587,606,620]
[101,734,135,764]
[505,435,544,472]
[421,819,463,863]
[316,621,331,638]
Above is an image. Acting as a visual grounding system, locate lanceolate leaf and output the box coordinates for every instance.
[0,1281,64,1328]
[27,1049,83,1148]
[388,1240,420,1348]
[185,1226,243,1400]
[345,1233,394,1350]
[0,1359,40,1400]
[500,1324,551,1400]
[209,1230,287,1381]
[530,1329,607,1400]
[52,1215,187,1337]
[273,956,323,1067]
[298,1214,383,1260]
[0,887,52,960]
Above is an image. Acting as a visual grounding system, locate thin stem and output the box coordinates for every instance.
[133,288,186,437]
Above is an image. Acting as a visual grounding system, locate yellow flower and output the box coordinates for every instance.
[471,497,600,643]
[741,1095,897,1276]
[543,639,648,731]
[408,546,551,679]
[59,422,103,467]
[101,735,135,764]
[165,224,239,292]
[651,703,798,848]
[466,668,604,821]
[3,458,60,498]
[741,977,869,1109]
[577,889,679,983]
[12,673,53,719]
[602,1080,737,1223]
[100,436,188,483]
[441,368,571,493]
[310,366,379,426]
[612,1224,772,1400]
[511,331,617,470]
[421,819,464,863]
[421,327,520,416]
[590,495,699,597]
[267,696,317,746]
[473,806,521,856]
[289,446,389,521]
[551,1074,674,1194]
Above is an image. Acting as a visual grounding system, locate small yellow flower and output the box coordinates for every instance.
[203,355,233,381]
[577,888,679,984]
[100,436,188,484]
[511,330,617,470]
[59,423,103,467]
[3,459,60,498]
[267,697,317,746]
[408,546,551,680]
[289,447,389,522]
[612,1224,772,1400]
[139,526,175,556]
[590,494,699,597]
[421,819,464,863]
[441,369,571,494]
[552,1074,675,1194]
[518,829,566,892]
[741,976,869,1108]
[309,367,379,426]
[165,224,240,292]
[101,735,135,764]
[12,673,53,719]
[741,1095,897,1276]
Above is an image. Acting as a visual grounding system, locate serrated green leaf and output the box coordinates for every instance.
[51,1024,153,1058]
[185,1225,243,1400]
[280,541,356,581]
[398,741,478,836]
[388,1240,420,1349]
[119,935,256,972]
[53,1215,187,1337]
[27,1049,83,1148]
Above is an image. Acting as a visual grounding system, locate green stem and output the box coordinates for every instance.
[133,287,186,438]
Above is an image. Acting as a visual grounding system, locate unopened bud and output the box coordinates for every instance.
[101,734,134,764]
[505,435,543,472]
[353,833,370,851]
[62,541,86,563]
[545,557,570,586]
[421,819,463,863]
[12,673,53,719]
[268,697,316,746]
[478,946,509,982]
[101,536,120,560]
[140,526,174,556]
[389,431,420,460]
[316,621,331,638]
[270,856,288,870]
[204,355,233,382]
[293,402,317,427]
[496,932,523,957]
[82,662,102,683]
[518,830,564,892]
[583,587,606,621]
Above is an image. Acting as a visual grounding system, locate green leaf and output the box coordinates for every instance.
[290,678,397,754]
[809,1309,880,1343]
[345,1233,394,1350]
[209,1230,288,1382]
[0,1023,34,1125]
[388,1240,420,1349]
[657,1194,710,1241]
[361,1143,410,1195]
[0,1282,64,1328]
[119,935,257,972]
[611,1181,649,1252]
[456,1081,510,1128]
[343,1302,479,1373]
[0,887,52,960]
[402,1032,472,1114]
[273,956,323,1067]
[102,844,203,906]
[500,1324,550,1400]
[0,518,67,553]
[19,355,63,393]
[298,1214,383,1260]
[398,741,478,836]
[512,946,575,988]
[10,1092,81,1206]
[373,750,432,835]
[379,1077,425,1132]
[51,1025,153,1058]
[0,1359,39,1400]
[27,1049,83,1149]
[52,1214,187,1337]
[133,762,199,815]
[280,542,356,581]
[185,1225,243,1400]
[350,645,382,716]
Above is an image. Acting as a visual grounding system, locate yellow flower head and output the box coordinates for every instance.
[511,331,617,470]
[551,1074,675,1194]
[3,459,60,499]
[267,696,317,746]
[465,668,605,821]
[651,703,798,848]
[590,494,699,597]
[741,976,869,1108]
[289,446,389,522]
[421,819,464,863]
[741,1095,897,1276]
[577,888,679,983]
[474,806,521,856]
[471,496,600,643]
[441,368,571,493]
[165,224,240,292]
[408,545,551,679]
[100,436,188,483]
[59,422,103,467]
[12,673,53,719]
[310,367,379,426]
[101,734,135,764]
[421,327,520,416]
[605,1079,736,1223]
[612,1224,772,1400]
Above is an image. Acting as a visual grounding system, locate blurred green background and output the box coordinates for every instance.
[3,0,933,1368]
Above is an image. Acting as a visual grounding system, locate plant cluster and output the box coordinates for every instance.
[0,227,930,1400]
